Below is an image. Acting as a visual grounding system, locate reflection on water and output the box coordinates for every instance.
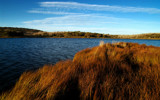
[0,38,160,93]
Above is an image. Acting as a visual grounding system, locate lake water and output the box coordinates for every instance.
[0,38,160,93]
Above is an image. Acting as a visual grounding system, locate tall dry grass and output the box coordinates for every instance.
[1,42,160,100]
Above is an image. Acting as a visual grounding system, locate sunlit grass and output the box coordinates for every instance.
[1,42,160,100]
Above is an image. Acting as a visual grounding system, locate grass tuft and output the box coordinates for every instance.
[1,42,160,100]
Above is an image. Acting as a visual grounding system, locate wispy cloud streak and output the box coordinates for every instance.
[24,1,160,34]
[28,10,82,15]
[23,13,160,34]
[24,14,127,26]
[39,2,160,14]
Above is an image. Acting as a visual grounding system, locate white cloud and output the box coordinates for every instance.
[28,10,82,15]
[23,13,160,34]
[39,2,160,14]
[23,24,147,35]
[24,2,160,34]
[23,14,127,26]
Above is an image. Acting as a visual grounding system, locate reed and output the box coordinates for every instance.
[1,42,160,100]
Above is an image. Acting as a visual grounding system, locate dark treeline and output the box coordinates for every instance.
[0,27,42,37]
[37,31,113,38]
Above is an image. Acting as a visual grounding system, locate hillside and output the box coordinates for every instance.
[0,27,160,39]
[0,27,42,38]
[1,42,160,100]
[117,33,160,39]
[0,27,112,38]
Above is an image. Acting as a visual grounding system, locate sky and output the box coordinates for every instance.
[0,0,160,34]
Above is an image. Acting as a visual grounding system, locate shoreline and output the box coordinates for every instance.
[0,36,160,40]
[1,42,160,99]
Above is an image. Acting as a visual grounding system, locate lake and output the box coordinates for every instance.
[0,38,160,93]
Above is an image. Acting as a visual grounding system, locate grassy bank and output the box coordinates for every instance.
[1,42,160,100]
[1,27,160,39]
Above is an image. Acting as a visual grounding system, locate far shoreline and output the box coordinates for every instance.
[1,27,160,40]
[0,37,160,40]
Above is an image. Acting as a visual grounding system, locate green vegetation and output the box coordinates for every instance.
[117,33,160,39]
[0,27,112,38]
[35,31,112,38]
[0,27,42,38]
[0,27,160,39]
[1,42,160,100]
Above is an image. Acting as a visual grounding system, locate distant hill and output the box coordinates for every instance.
[0,27,160,39]
[117,33,160,39]
[0,27,112,38]
[0,27,42,37]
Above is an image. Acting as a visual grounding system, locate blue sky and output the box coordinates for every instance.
[1,0,160,34]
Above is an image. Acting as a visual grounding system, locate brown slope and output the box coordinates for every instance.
[1,42,160,100]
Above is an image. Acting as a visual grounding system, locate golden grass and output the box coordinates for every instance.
[1,42,160,100]
[117,33,160,39]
